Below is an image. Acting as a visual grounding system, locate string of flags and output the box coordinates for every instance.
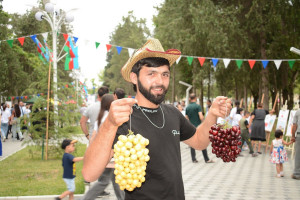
[1,32,299,70]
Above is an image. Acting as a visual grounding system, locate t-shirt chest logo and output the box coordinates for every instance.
[172,130,180,136]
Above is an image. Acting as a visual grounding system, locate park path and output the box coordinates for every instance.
[1,135,300,199]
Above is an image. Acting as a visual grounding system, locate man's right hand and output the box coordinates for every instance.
[107,98,137,127]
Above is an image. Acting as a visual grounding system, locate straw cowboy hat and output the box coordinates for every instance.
[121,38,181,82]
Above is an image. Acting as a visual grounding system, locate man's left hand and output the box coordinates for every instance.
[209,96,232,118]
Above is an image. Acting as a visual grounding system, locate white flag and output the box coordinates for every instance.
[223,59,231,68]
[176,56,182,64]
[274,60,282,70]
[128,48,135,58]
[42,32,48,41]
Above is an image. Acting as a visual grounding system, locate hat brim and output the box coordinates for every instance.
[121,48,181,82]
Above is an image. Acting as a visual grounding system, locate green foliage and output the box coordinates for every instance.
[0,144,86,196]
[153,0,299,108]
[102,11,150,95]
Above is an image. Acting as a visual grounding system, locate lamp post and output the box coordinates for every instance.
[69,70,81,108]
[179,81,193,106]
[35,2,75,126]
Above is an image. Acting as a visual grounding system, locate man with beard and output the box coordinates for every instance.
[82,38,231,200]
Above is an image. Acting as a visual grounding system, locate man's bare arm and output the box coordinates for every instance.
[184,97,231,150]
[80,115,89,137]
[82,98,137,182]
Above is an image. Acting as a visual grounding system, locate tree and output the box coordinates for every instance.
[102,11,150,95]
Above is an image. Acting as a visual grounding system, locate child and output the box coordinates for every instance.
[56,139,83,200]
[270,129,293,178]
[239,111,257,157]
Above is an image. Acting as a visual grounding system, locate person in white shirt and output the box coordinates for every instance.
[1,104,11,142]
[232,108,243,127]
[83,94,125,200]
[229,100,240,125]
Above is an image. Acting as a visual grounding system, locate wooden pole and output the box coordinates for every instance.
[248,96,253,111]
[240,98,244,108]
[45,61,52,161]
[272,93,279,112]
[261,93,264,105]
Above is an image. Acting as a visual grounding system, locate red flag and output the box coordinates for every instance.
[248,60,256,69]
[198,57,206,66]
[63,33,69,41]
[69,59,74,70]
[18,37,25,46]
[106,44,112,52]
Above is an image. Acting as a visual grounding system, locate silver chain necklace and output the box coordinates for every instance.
[134,104,165,129]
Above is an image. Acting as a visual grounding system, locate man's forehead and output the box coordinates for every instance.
[141,65,170,72]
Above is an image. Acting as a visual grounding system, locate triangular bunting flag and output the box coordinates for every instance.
[30,35,37,43]
[248,60,256,69]
[106,44,112,52]
[223,59,231,68]
[63,33,69,41]
[18,37,25,46]
[212,58,219,67]
[116,46,123,54]
[198,57,205,66]
[176,56,182,64]
[236,60,243,69]
[6,39,13,48]
[128,48,134,58]
[73,36,78,44]
[187,56,193,65]
[261,60,269,69]
[274,60,282,70]
[288,60,295,69]
[95,42,100,49]
[42,32,48,41]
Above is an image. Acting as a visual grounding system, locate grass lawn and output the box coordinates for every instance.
[0,143,87,196]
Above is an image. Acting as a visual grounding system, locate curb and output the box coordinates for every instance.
[0,194,84,200]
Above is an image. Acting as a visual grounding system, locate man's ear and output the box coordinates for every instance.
[130,72,137,84]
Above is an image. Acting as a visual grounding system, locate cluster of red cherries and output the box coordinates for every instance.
[209,124,242,162]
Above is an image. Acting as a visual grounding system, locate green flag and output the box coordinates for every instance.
[236,60,243,69]
[288,60,295,69]
[95,42,100,49]
[65,55,71,70]
[187,56,193,65]
[6,39,13,48]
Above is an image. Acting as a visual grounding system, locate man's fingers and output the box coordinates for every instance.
[113,98,137,106]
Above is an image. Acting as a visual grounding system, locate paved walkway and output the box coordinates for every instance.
[0,135,299,199]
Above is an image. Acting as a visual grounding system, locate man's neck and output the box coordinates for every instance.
[135,93,160,109]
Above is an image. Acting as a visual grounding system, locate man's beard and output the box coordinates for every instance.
[137,79,168,105]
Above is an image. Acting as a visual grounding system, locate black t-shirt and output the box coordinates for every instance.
[113,104,196,200]
[62,153,75,179]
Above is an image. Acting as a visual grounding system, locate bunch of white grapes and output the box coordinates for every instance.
[114,130,150,191]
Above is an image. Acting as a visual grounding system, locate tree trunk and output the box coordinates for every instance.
[172,64,176,103]
[259,29,269,110]
[244,84,247,110]
[208,67,211,100]
[199,80,204,111]
[288,70,299,109]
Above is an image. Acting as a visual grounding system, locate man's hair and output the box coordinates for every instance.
[235,100,240,107]
[114,88,125,99]
[98,86,109,98]
[131,57,170,92]
[237,108,244,114]
[189,93,197,100]
[207,99,211,103]
[257,103,263,108]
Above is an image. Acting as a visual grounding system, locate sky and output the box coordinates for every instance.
[2,0,164,87]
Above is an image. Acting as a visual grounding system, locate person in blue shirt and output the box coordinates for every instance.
[56,139,83,200]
